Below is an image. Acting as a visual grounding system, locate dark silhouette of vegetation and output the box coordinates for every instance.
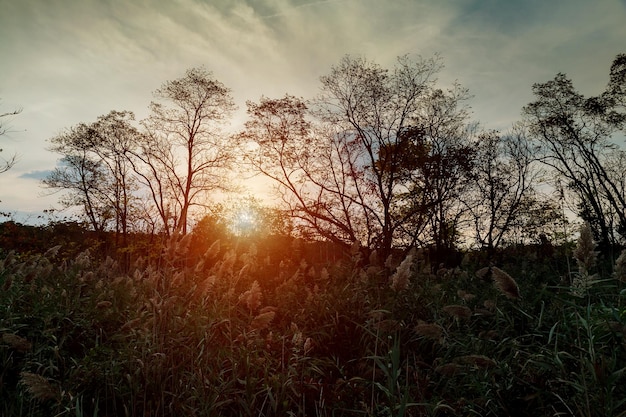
[523,53,626,247]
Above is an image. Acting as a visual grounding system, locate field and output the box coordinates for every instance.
[1,224,626,417]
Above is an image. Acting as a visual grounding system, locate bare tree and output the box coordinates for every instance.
[240,55,474,259]
[44,111,142,237]
[467,126,543,255]
[523,54,626,246]
[0,101,21,174]
[44,123,113,232]
[135,67,236,236]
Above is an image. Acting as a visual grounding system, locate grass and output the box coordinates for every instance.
[1,233,626,416]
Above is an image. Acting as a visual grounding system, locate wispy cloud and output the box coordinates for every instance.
[0,0,624,216]
[259,0,346,18]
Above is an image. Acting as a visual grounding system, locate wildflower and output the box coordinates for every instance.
[20,372,59,402]
[390,253,414,291]
[385,254,398,270]
[443,305,472,319]
[571,223,599,296]
[292,331,303,347]
[491,267,521,299]
[238,263,251,280]
[197,275,216,297]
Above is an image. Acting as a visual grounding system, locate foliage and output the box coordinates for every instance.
[239,55,475,259]
[523,53,626,246]
[2,221,626,416]
[137,66,237,236]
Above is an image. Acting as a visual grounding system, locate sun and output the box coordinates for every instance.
[229,208,259,237]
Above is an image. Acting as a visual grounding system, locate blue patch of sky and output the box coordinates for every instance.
[19,170,53,180]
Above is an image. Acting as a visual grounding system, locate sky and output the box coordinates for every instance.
[0,0,625,224]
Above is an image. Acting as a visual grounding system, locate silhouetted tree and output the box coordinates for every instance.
[0,100,21,174]
[241,55,474,259]
[135,67,236,236]
[44,111,142,237]
[524,54,626,246]
[467,126,542,255]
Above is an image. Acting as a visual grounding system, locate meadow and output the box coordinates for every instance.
[1,222,626,417]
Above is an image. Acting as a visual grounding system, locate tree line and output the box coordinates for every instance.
[29,53,626,258]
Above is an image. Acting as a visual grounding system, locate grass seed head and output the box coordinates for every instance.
[240,280,262,312]
[573,222,597,272]
[491,267,521,299]
[20,372,59,402]
[443,305,472,319]
[475,267,491,280]
[2,333,32,352]
[435,363,461,376]
[414,323,444,341]
[390,253,414,291]
[614,250,626,282]
[250,311,275,331]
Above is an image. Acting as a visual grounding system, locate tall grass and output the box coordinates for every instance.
[1,234,626,416]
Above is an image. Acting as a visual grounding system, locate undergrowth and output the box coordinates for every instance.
[1,235,626,416]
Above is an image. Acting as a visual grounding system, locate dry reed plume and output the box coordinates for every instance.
[240,280,262,312]
[390,252,414,291]
[443,305,472,319]
[491,267,521,299]
[615,250,626,282]
[2,333,32,352]
[20,372,59,402]
[573,222,597,272]
[414,323,444,341]
[249,310,275,331]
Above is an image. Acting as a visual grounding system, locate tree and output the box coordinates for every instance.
[44,111,142,238]
[89,111,142,244]
[398,86,476,257]
[241,55,474,259]
[0,101,21,174]
[523,54,626,246]
[44,123,113,232]
[134,67,236,236]
[467,126,542,254]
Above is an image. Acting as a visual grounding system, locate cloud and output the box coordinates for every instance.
[0,0,624,220]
